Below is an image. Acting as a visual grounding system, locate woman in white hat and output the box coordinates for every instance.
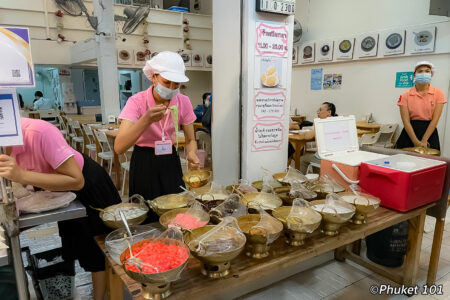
[396,61,447,150]
[115,51,199,221]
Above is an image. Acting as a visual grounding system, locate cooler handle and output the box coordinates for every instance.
[331,163,360,184]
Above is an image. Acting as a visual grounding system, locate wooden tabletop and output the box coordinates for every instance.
[96,203,432,300]
[356,121,381,130]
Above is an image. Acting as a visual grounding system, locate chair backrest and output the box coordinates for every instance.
[82,124,96,144]
[38,109,57,118]
[94,130,112,152]
[69,120,83,137]
[57,115,67,131]
[359,132,380,147]
[374,124,398,148]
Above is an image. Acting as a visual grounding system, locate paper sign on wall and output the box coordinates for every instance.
[382,30,405,56]
[407,26,436,54]
[253,90,286,120]
[252,122,284,151]
[0,89,23,146]
[254,56,288,89]
[0,27,35,87]
[255,21,289,57]
[395,72,414,88]
[311,68,322,90]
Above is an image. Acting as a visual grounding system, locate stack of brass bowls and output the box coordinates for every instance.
[272,206,322,246]
[402,147,440,156]
[184,225,246,278]
[338,192,380,224]
[310,200,355,236]
[159,208,210,230]
[241,192,282,211]
[237,214,283,258]
[120,238,189,300]
[147,193,192,216]
[183,169,211,188]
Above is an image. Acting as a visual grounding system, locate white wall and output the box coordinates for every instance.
[183,70,212,107]
[292,0,450,157]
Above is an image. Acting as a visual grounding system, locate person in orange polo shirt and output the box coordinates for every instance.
[396,61,447,150]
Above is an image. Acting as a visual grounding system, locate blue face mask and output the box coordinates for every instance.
[414,73,432,84]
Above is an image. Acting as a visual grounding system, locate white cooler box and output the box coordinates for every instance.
[315,116,387,189]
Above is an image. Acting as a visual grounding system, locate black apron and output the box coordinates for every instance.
[395,120,440,150]
[58,154,121,272]
[129,145,185,222]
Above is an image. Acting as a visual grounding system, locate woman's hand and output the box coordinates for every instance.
[144,105,166,124]
[187,151,200,170]
[414,140,427,148]
[0,155,25,183]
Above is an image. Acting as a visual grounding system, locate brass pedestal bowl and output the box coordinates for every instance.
[402,147,440,156]
[310,200,355,236]
[159,208,210,230]
[147,193,192,216]
[241,192,282,212]
[184,225,246,278]
[183,169,211,188]
[272,206,322,246]
[338,192,380,225]
[237,214,283,258]
[99,198,148,229]
[272,172,290,186]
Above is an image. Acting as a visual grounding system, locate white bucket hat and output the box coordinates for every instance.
[414,61,435,73]
[143,51,189,83]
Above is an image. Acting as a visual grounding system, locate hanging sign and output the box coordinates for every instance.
[0,89,23,146]
[0,27,34,87]
[253,90,286,120]
[395,72,414,88]
[252,122,284,151]
[255,21,289,57]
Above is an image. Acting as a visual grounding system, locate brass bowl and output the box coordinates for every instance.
[120,238,189,300]
[147,193,191,216]
[159,208,210,230]
[338,192,380,225]
[184,225,245,279]
[306,182,345,200]
[241,192,282,211]
[310,200,355,236]
[237,214,283,259]
[100,203,148,229]
[183,170,211,188]
[272,206,322,246]
[402,147,440,156]
[273,172,290,186]
[252,181,263,191]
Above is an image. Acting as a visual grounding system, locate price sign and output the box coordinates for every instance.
[255,22,289,57]
[256,0,296,15]
[0,89,23,146]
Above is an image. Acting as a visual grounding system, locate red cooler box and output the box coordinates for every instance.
[359,154,446,212]
[315,116,387,189]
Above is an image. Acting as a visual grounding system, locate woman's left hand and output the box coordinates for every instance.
[0,155,24,183]
[187,152,200,170]
[420,138,429,148]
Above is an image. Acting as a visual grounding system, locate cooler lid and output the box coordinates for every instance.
[315,115,359,157]
[363,154,446,173]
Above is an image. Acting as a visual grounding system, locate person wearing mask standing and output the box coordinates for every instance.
[114,51,200,222]
[396,61,447,150]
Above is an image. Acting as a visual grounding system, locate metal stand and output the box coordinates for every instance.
[0,146,29,300]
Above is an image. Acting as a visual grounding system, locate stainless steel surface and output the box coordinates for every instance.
[11,235,29,300]
[19,200,86,228]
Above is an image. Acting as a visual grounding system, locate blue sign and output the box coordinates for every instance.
[395,72,414,88]
[311,68,323,90]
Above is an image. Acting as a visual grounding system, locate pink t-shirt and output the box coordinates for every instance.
[11,118,84,174]
[118,87,196,148]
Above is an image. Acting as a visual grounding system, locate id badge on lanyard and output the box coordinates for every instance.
[155,112,173,155]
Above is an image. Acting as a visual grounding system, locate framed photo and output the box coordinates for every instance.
[316,40,333,62]
[407,26,436,54]
[300,42,315,64]
[381,30,405,56]
[334,38,354,60]
[356,33,379,58]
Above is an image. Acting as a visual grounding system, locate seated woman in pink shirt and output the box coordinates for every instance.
[115,51,199,222]
[396,61,447,150]
[0,118,121,300]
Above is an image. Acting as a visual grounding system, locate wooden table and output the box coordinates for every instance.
[357,128,373,138]
[289,133,311,170]
[290,115,306,124]
[356,121,381,134]
[96,203,431,300]
[193,122,204,132]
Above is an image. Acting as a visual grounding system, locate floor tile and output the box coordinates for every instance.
[422,236,434,249]
[323,260,370,283]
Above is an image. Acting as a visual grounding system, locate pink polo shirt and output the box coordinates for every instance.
[11,118,84,174]
[397,85,447,121]
[118,87,196,148]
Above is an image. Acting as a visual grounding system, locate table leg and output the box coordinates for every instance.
[293,141,304,170]
[106,258,123,300]
[427,218,445,285]
[403,212,426,285]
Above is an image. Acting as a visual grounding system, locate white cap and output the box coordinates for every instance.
[414,61,435,73]
[143,51,189,83]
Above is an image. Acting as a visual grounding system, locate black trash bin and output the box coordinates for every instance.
[0,265,19,300]
[366,221,409,268]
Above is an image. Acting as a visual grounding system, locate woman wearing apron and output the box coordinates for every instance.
[114,51,199,222]
[396,61,447,150]
[0,118,121,300]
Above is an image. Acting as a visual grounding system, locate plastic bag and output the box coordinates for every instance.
[169,200,208,230]
[286,199,321,232]
[236,179,258,194]
[340,184,381,207]
[16,191,77,214]
[196,182,229,201]
[250,206,283,244]
[306,174,345,194]
[261,174,275,193]
[283,166,307,184]
[210,194,247,220]
[12,182,31,199]
[289,181,317,200]
[313,193,355,220]
[124,227,189,281]
[187,216,246,257]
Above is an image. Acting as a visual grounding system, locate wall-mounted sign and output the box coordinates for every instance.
[356,33,379,58]
[311,68,323,90]
[255,21,289,57]
[316,40,333,62]
[0,27,34,87]
[254,56,288,89]
[252,122,284,151]
[406,26,436,54]
[256,0,296,15]
[395,72,414,88]
[0,89,23,146]
[382,30,405,56]
[253,90,286,120]
[300,42,315,64]
[335,38,354,60]
[58,68,71,76]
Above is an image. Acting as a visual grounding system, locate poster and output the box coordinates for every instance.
[255,21,289,57]
[356,33,379,58]
[382,30,405,56]
[310,68,323,90]
[253,90,286,120]
[254,56,288,89]
[252,122,284,151]
[395,72,414,88]
[0,89,23,146]
[0,27,34,87]
[332,74,342,89]
[406,26,436,54]
[334,38,354,60]
[316,40,333,62]
[299,42,315,64]
[323,74,333,90]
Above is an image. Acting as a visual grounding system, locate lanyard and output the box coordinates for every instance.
[159,112,171,141]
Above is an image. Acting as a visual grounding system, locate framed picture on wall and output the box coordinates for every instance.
[356,33,379,58]
[292,46,298,65]
[316,40,333,62]
[406,26,436,54]
[300,42,315,64]
[117,49,133,65]
[381,30,405,56]
[334,38,354,60]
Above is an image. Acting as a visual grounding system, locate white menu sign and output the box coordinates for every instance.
[252,122,284,151]
[0,89,23,146]
[253,90,286,120]
[255,21,289,57]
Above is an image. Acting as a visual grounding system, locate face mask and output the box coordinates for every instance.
[154,82,179,100]
[204,101,210,107]
[414,73,432,84]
